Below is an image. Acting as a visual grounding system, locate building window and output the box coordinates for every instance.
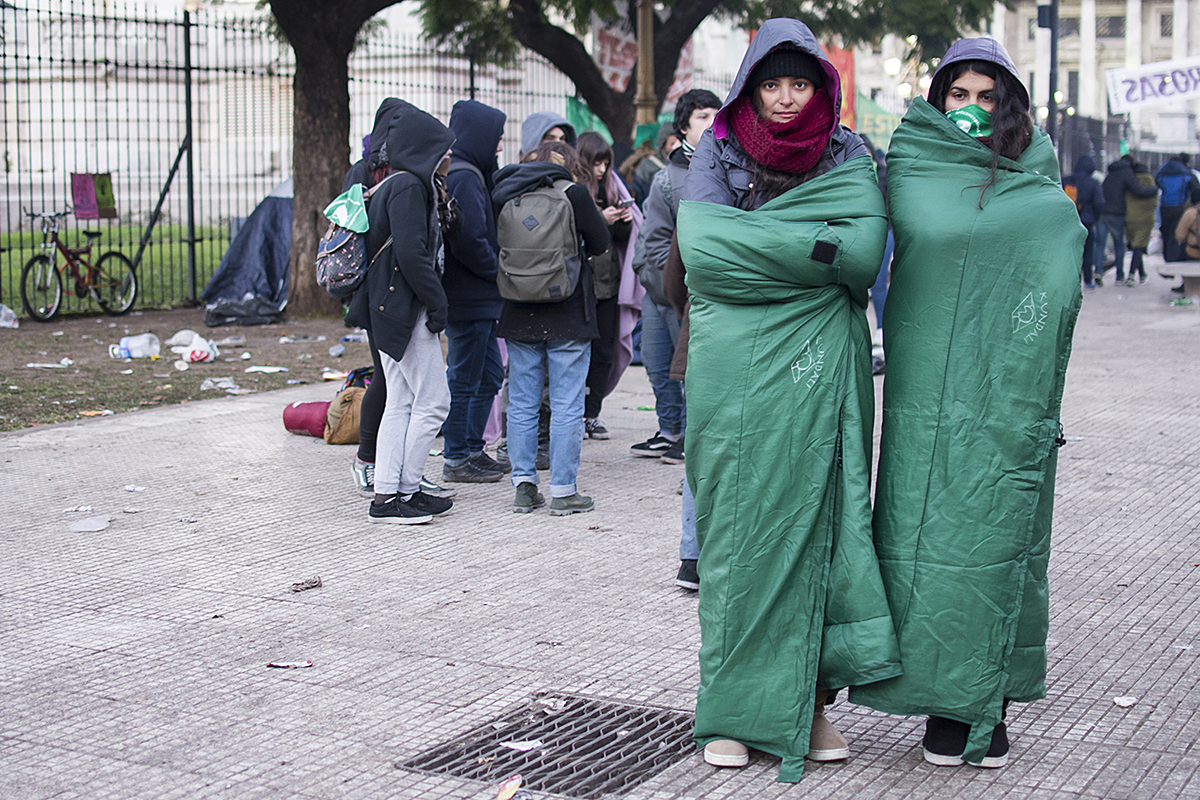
[1096,16,1125,38]
[1060,17,1080,37]
[1161,11,1174,38]
[1068,71,1079,107]
[1027,17,1038,40]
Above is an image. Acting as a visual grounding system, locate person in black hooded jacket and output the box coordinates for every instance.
[439,100,510,484]
[1095,154,1157,286]
[345,101,456,525]
[1063,154,1104,288]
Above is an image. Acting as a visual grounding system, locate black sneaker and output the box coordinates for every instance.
[494,440,511,469]
[923,716,1009,768]
[442,459,503,483]
[1172,284,1186,294]
[471,450,511,474]
[631,432,675,457]
[585,418,611,439]
[676,559,699,591]
[406,490,453,516]
[536,447,550,471]
[922,716,968,766]
[368,496,433,525]
[660,437,684,464]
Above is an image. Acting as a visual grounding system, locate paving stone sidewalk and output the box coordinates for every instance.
[1,262,1198,800]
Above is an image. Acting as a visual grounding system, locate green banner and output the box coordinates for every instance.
[855,93,903,153]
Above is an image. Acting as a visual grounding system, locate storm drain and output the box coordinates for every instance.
[399,692,696,798]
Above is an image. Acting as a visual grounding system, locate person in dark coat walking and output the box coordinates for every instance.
[1155,152,1200,262]
[492,142,610,515]
[1063,154,1104,288]
[440,100,510,484]
[345,101,456,524]
[1095,155,1157,286]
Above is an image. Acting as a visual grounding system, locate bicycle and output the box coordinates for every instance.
[19,208,137,322]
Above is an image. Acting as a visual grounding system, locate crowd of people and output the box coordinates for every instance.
[334,19,1086,784]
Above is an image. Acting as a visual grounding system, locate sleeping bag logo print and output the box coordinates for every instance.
[791,337,825,388]
[1012,291,1049,343]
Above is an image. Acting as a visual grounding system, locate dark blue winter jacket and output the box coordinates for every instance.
[443,100,507,323]
[1100,157,1157,218]
[1155,157,1199,208]
[1063,154,1104,226]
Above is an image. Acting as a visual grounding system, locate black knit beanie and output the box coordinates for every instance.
[747,48,825,91]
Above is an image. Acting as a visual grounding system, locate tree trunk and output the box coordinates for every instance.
[286,50,350,316]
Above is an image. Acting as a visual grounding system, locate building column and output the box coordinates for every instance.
[1127,0,1143,144]
[991,1,1007,43]
[1173,0,1189,59]
[1081,0,1098,117]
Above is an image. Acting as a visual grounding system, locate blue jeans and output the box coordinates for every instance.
[1095,214,1126,282]
[640,294,684,437]
[507,339,590,497]
[680,476,698,561]
[870,228,892,329]
[442,319,504,464]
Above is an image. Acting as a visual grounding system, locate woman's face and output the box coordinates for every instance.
[592,159,610,183]
[755,76,816,123]
[944,70,996,114]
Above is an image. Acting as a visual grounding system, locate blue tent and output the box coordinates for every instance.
[201,178,291,326]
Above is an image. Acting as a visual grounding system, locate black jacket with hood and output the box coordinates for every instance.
[491,161,610,342]
[342,97,405,192]
[1101,156,1157,218]
[685,18,869,212]
[443,100,507,323]
[345,101,455,361]
[1063,154,1104,226]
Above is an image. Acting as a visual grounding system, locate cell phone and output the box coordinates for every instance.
[617,198,636,209]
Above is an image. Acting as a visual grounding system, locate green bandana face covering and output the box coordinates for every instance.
[945,104,993,138]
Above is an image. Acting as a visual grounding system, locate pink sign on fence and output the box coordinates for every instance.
[71,173,117,220]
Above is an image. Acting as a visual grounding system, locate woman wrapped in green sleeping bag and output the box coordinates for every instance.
[849,38,1084,769]
[677,17,901,782]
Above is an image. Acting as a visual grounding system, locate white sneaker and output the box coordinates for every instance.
[704,739,749,767]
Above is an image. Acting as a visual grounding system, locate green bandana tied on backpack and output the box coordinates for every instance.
[945,104,992,138]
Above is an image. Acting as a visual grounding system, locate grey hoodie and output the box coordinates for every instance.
[520,111,577,156]
[684,17,868,211]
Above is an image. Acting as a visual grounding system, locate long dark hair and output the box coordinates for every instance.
[930,59,1033,202]
[525,140,589,184]
[576,131,618,205]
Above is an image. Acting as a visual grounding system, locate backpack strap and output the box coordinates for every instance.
[447,161,486,187]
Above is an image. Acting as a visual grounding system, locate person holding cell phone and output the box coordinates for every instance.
[576,131,644,440]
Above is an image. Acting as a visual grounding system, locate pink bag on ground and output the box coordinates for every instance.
[282,401,330,438]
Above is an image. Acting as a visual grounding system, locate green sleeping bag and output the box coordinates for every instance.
[679,155,901,782]
[849,97,1084,763]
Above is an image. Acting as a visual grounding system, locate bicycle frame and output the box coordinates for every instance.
[35,215,95,285]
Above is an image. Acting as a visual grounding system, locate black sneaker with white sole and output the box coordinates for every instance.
[676,559,699,590]
[406,490,453,516]
[368,496,433,525]
[631,432,675,457]
[922,716,1009,769]
[660,437,684,464]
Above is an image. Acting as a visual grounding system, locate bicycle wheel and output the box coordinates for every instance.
[94,251,137,315]
[20,254,63,322]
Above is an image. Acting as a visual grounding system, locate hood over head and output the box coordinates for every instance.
[520,111,577,155]
[367,98,406,170]
[928,38,1030,112]
[385,102,456,186]
[1107,156,1134,174]
[449,100,507,177]
[1073,154,1096,175]
[712,18,842,141]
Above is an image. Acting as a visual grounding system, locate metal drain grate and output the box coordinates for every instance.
[399,692,696,799]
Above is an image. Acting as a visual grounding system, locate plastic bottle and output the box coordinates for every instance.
[108,333,161,359]
[0,303,19,329]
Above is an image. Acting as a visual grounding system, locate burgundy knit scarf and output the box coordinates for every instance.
[729,88,835,174]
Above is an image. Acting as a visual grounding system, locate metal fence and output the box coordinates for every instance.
[0,1,583,316]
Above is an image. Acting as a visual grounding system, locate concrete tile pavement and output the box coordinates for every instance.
[1,258,1198,799]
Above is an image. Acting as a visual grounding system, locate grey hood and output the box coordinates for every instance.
[928,37,1030,111]
[520,111,577,156]
[711,18,842,142]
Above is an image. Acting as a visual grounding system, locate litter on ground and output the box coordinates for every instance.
[70,515,113,532]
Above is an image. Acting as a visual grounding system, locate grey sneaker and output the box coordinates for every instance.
[536,448,550,471]
[352,458,374,498]
[549,493,594,516]
[471,450,511,474]
[420,477,457,498]
[584,418,611,439]
[443,459,503,483]
[494,439,511,469]
[513,482,545,514]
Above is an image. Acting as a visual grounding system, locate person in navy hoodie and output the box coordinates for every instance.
[440,100,511,484]
[1155,152,1200,262]
[1063,154,1104,289]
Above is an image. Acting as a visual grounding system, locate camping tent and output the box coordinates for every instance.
[201,178,291,326]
